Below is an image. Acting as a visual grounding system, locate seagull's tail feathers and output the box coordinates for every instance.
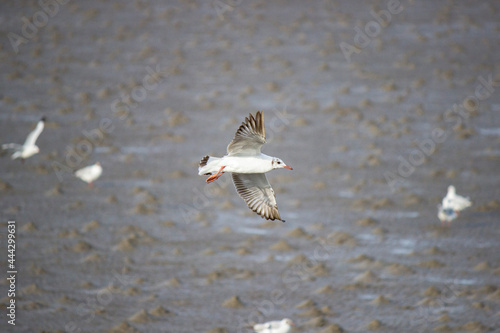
[198,155,221,175]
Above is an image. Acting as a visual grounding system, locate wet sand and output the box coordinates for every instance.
[1,1,500,332]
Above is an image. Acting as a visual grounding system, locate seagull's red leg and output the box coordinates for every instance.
[89,182,94,189]
[206,166,225,183]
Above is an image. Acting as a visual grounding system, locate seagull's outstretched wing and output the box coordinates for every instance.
[227,111,266,156]
[24,117,45,147]
[442,186,471,211]
[232,173,284,222]
[1,143,23,150]
[445,195,471,211]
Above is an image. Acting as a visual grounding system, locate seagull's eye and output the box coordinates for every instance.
[277,161,281,164]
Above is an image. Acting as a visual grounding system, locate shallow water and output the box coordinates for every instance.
[1,1,500,333]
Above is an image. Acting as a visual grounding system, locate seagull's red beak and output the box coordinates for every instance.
[284,165,293,170]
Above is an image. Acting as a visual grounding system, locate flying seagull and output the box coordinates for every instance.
[198,111,292,222]
[75,162,102,188]
[253,318,295,333]
[439,185,472,226]
[2,117,46,162]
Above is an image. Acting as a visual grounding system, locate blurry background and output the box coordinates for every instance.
[0,1,499,332]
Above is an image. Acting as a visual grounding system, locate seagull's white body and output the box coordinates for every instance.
[75,162,102,186]
[2,117,45,160]
[199,154,274,175]
[441,185,471,212]
[253,318,294,333]
[198,111,292,222]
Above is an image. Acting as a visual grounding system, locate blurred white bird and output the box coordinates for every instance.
[75,162,102,188]
[437,204,458,226]
[253,318,294,333]
[2,117,46,162]
[442,186,472,212]
[439,186,472,226]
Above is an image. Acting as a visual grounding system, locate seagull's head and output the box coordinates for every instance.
[282,318,295,327]
[272,158,292,170]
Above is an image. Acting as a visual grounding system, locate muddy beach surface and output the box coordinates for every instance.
[1,1,500,332]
